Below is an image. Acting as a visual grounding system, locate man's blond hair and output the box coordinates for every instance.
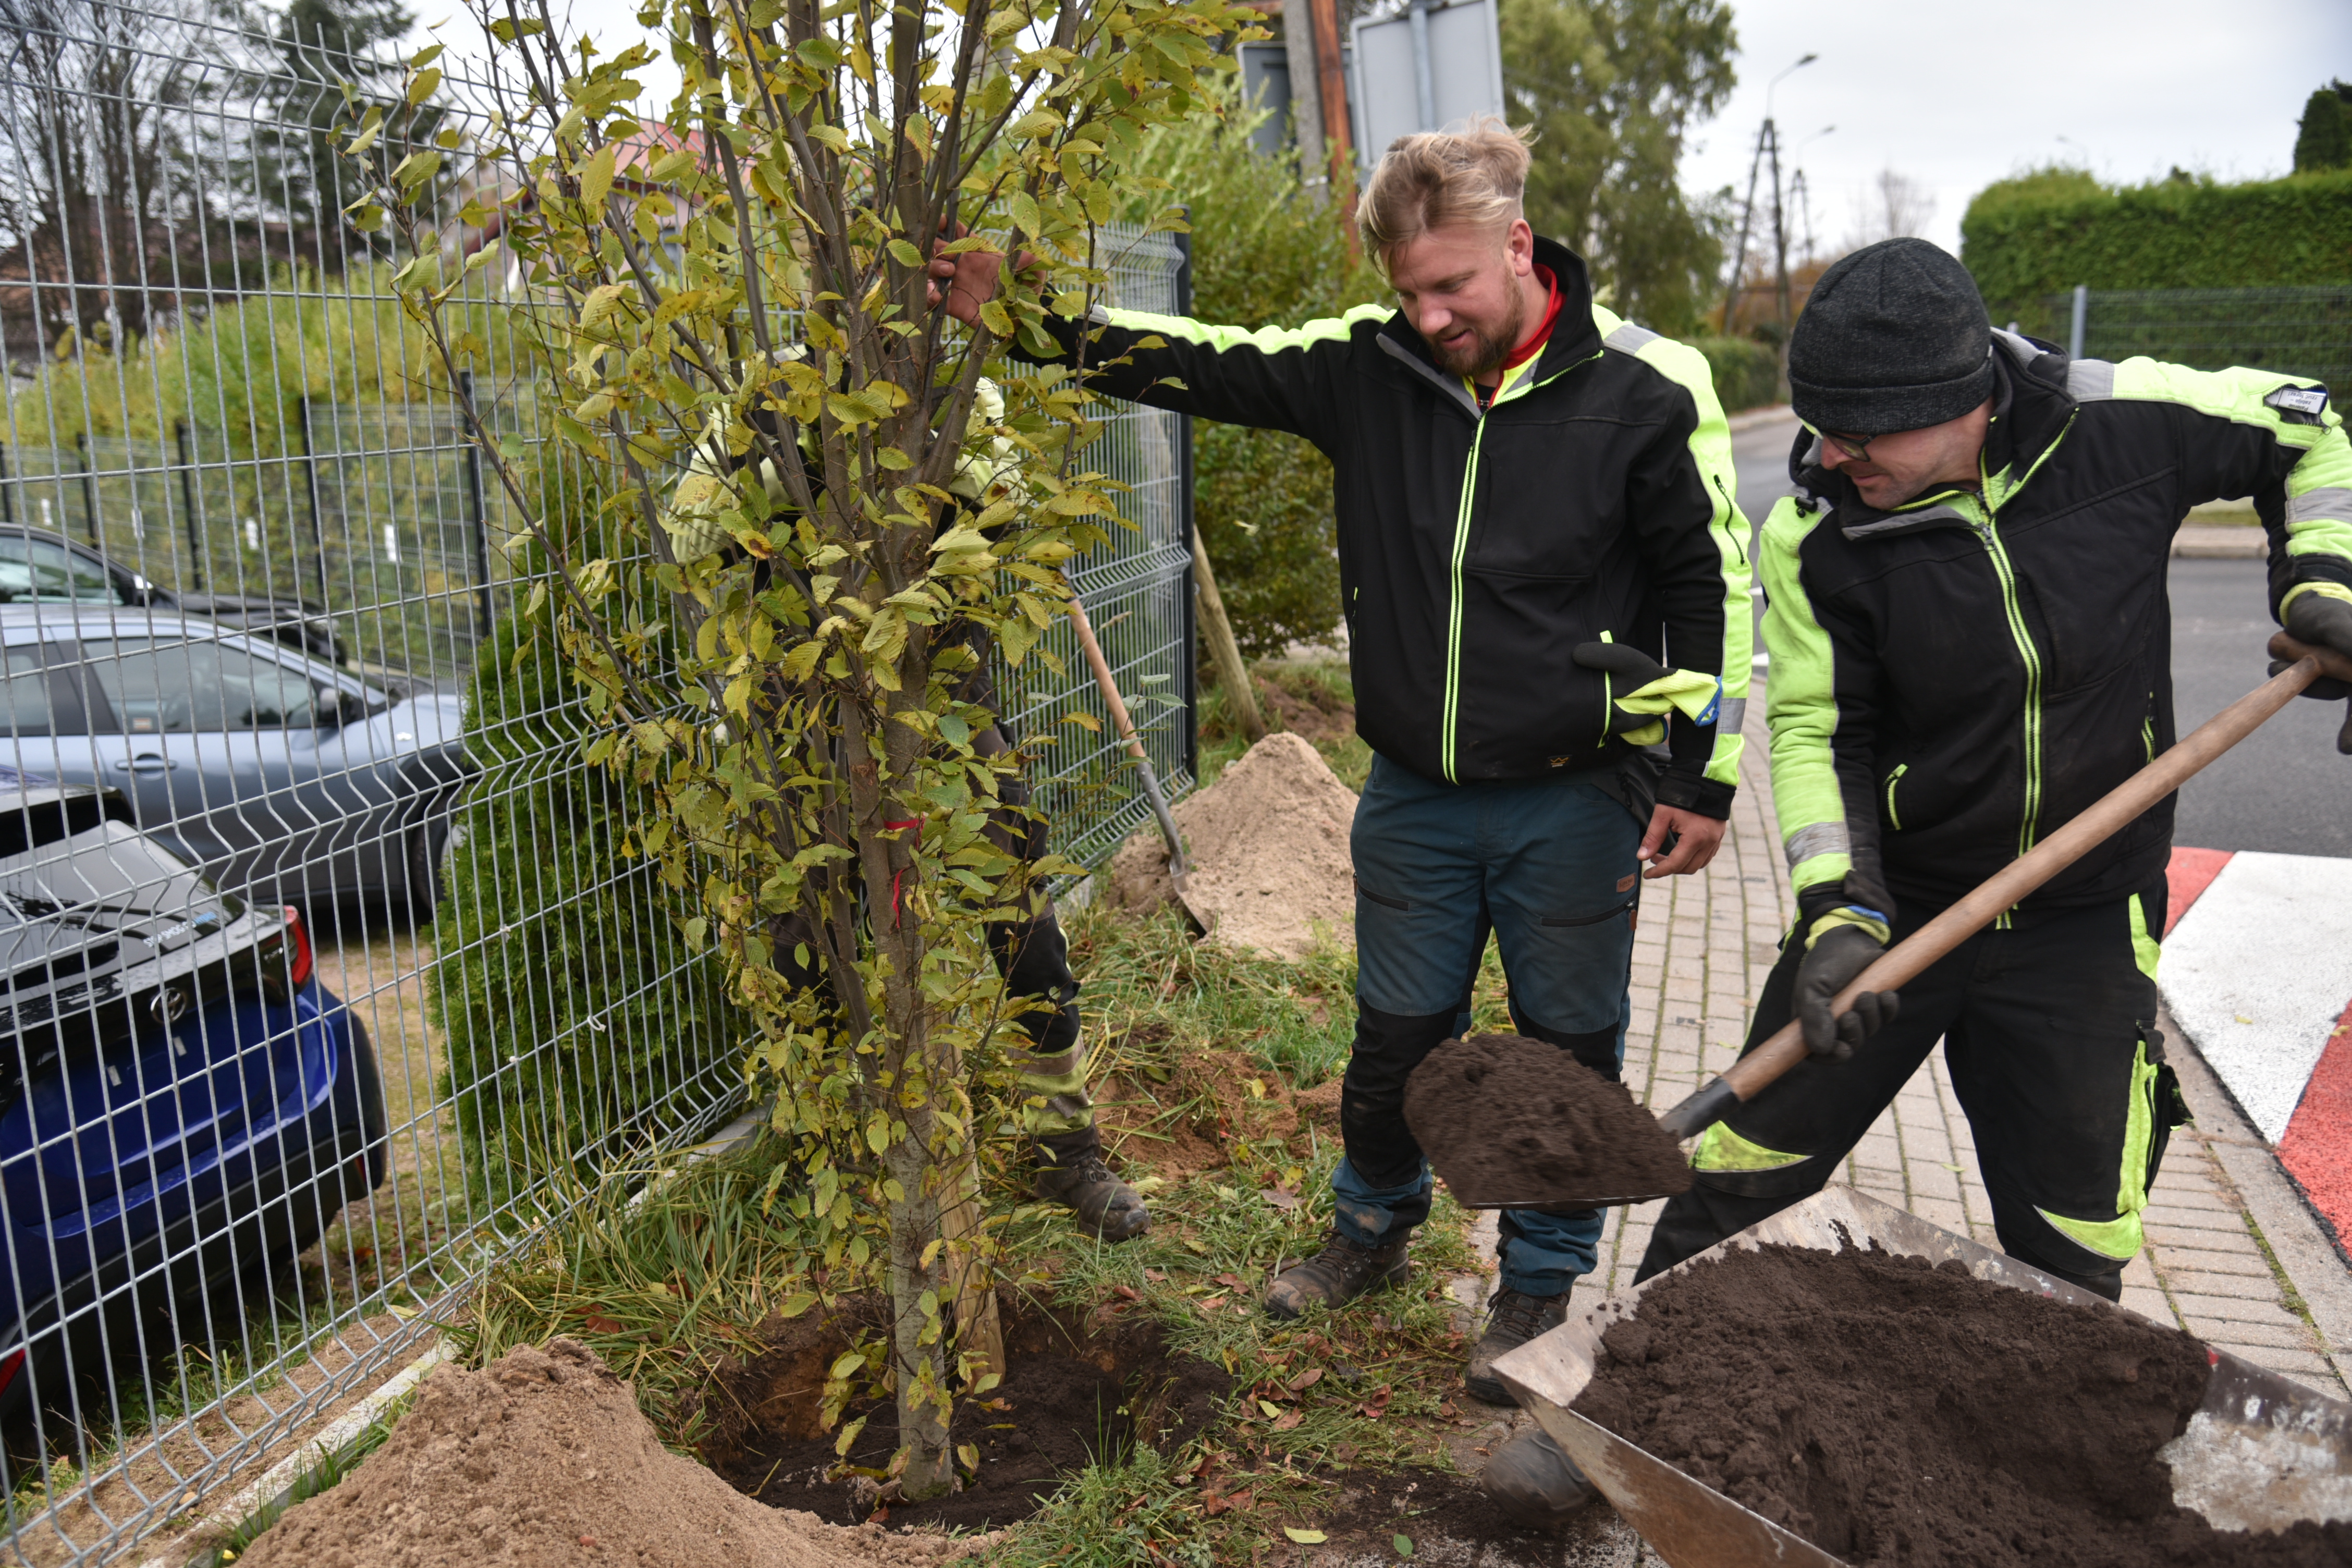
[1355,116,1535,270]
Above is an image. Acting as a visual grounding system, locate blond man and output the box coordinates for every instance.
[933,120,1747,1506]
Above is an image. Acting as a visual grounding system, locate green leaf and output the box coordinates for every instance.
[1283,1528,1327,1545]
[406,66,442,105]
[1008,191,1043,238]
[391,149,443,191]
[580,282,631,328]
[580,141,618,208]
[886,238,923,267]
[1394,1534,1414,1558]
[776,1291,816,1318]
[829,1351,866,1380]
[832,1414,867,1457]
[956,1442,979,1472]
[344,108,384,158]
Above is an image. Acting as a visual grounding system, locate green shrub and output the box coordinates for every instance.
[2294,81,2352,174]
[1130,78,1386,660]
[1687,335,1781,414]
[430,458,749,1208]
[1961,166,2352,328]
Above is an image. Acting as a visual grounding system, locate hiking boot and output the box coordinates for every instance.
[1482,1424,1599,1530]
[1261,1228,1412,1320]
[1031,1129,1149,1242]
[1464,1285,1569,1405]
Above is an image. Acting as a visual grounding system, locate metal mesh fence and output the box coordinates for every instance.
[0,6,1194,1562]
[2036,286,2352,394]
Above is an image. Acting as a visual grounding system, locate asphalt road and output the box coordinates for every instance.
[1729,411,2352,859]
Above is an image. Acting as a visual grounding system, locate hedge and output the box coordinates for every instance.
[1689,336,1782,414]
[430,458,749,1209]
[1960,167,2352,328]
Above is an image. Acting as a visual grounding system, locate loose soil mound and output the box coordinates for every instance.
[1574,1243,2352,1567]
[709,1293,1230,1532]
[1403,1034,1693,1206]
[236,1339,981,1568]
[1108,732,1355,960]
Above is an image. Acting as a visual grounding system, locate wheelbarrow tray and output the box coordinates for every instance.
[1490,1186,2352,1568]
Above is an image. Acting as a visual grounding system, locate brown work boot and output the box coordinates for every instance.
[1482,1424,1599,1529]
[1261,1228,1412,1320]
[1464,1284,1569,1405]
[1031,1128,1149,1242]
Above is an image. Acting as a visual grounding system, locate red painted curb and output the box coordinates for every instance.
[2164,847,2235,936]
[2279,999,2352,1254]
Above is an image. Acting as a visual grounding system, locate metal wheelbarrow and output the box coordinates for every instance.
[1490,1187,2352,1567]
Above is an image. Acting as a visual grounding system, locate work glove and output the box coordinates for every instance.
[1794,911,1900,1061]
[1572,641,1724,748]
[2273,589,2352,754]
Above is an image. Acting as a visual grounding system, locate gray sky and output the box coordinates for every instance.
[424,0,2349,264]
[1684,0,2352,259]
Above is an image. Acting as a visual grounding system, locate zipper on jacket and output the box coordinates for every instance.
[1968,475,2045,859]
[1438,351,1601,781]
[1713,474,1747,566]
[1883,764,1908,831]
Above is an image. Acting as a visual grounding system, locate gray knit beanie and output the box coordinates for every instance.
[1788,238,1995,435]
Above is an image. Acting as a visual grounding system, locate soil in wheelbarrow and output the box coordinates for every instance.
[1573,1242,2352,1567]
[1403,1033,1693,1206]
[704,1291,1231,1532]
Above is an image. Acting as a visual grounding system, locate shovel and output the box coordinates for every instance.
[1063,575,1211,932]
[1449,632,2352,1210]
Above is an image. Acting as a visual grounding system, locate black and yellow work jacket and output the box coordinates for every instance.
[1021,237,1753,816]
[1763,330,2352,930]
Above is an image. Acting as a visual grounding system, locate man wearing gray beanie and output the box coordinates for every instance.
[1636,235,2352,1294]
[1485,230,2352,1530]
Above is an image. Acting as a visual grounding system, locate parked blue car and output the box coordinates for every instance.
[0,603,472,916]
[0,773,385,1439]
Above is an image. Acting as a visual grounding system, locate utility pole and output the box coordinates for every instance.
[1308,0,1354,199]
[1721,54,1818,338]
[1282,0,1325,181]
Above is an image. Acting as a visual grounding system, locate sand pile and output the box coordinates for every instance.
[1404,1033,1693,1206]
[1576,1244,2352,1567]
[236,1339,987,1568]
[1108,732,1356,960]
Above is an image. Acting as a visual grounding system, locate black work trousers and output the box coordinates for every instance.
[1635,876,2189,1300]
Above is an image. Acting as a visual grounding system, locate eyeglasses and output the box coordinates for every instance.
[1819,430,1876,462]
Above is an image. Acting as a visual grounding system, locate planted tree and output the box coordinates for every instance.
[348,0,1247,1501]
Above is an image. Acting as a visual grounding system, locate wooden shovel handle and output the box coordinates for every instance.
[1065,587,1149,762]
[1718,652,2329,1103]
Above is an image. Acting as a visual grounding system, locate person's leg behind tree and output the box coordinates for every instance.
[1264,755,1489,1319]
[1942,880,2189,1302]
[1633,906,1974,1283]
[981,730,1149,1241]
[1458,772,1646,1403]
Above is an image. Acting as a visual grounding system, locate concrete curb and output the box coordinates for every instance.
[2159,1001,2352,1394]
[1724,404,1795,433]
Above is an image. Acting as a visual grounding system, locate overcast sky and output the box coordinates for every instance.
[1683,0,2352,259]
[423,0,2350,262]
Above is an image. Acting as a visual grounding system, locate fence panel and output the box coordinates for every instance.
[2037,286,2352,394]
[0,7,1193,1562]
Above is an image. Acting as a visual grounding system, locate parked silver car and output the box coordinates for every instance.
[0,607,471,915]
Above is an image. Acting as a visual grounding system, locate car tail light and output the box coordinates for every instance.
[0,1349,24,1398]
[281,905,314,989]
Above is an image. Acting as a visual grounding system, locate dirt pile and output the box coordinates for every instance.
[236,1339,985,1568]
[1574,1243,2352,1567]
[1403,1034,1693,1206]
[1107,732,1355,960]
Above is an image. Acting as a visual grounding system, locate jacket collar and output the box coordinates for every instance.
[1375,235,1604,410]
[1789,333,2082,541]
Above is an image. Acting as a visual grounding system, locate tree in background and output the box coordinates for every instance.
[256,0,417,270]
[1131,76,1382,658]
[1845,167,1937,250]
[2294,80,2352,174]
[1501,0,1735,336]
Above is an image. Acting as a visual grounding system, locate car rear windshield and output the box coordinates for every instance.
[0,536,120,606]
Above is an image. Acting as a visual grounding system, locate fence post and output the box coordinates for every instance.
[460,369,493,639]
[1174,222,1202,780]
[297,394,330,607]
[175,419,205,591]
[0,439,12,525]
[75,431,98,547]
[2068,284,2088,362]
